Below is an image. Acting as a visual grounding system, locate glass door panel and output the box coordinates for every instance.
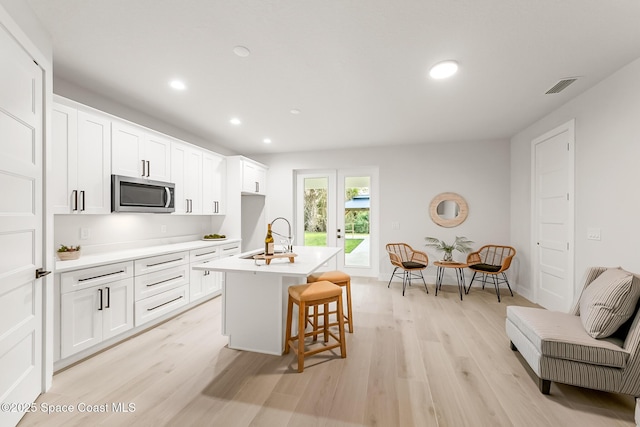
[340,175,371,269]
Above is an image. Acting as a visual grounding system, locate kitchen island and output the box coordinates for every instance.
[193,245,341,355]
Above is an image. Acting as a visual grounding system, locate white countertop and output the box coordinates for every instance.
[55,239,242,273]
[193,245,342,277]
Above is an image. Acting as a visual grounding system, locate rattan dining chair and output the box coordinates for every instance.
[465,245,516,302]
[386,243,429,296]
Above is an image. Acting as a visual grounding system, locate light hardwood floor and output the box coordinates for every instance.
[20,278,635,426]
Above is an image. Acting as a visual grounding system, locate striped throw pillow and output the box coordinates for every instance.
[579,268,640,339]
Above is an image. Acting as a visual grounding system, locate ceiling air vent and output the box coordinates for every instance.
[545,78,578,94]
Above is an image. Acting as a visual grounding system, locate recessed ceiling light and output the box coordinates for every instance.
[233,46,251,57]
[429,60,459,79]
[169,79,186,90]
[263,138,272,144]
[230,117,241,126]
[290,108,301,115]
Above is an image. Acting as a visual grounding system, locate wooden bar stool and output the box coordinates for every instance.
[284,280,347,373]
[307,270,353,333]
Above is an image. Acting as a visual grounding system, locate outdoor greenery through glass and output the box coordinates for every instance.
[303,182,369,254]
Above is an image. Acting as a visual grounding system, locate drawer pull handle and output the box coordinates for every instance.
[223,246,239,251]
[145,258,183,267]
[78,270,126,282]
[147,295,183,311]
[195,250,217,257]
[146,275,183,287]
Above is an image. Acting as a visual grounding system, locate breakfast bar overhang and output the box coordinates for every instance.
[193,245,342,355]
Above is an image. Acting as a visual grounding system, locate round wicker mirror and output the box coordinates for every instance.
[429,192,468,227]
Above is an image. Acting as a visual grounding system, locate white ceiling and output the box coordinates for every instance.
[26,0,640,155]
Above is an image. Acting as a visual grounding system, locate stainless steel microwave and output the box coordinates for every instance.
[111,175,175,213]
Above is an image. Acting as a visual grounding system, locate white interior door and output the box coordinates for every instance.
[296,168,377,277]
[532,120,575,312]
[0,24,45,427]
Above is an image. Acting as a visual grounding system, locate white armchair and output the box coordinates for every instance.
[507,266,640,396]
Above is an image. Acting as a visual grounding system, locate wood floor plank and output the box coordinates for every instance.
[18,280,635,427]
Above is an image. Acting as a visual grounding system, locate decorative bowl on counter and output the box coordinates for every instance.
[57,245,81,261]
[202,234,226,241]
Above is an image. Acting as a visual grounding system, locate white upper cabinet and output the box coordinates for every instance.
[143,132,172,182]
[171,142,203,214]
[52,101,111,214]
[241,158,267,195]
[202,151,226,215]
[111,122,171,182]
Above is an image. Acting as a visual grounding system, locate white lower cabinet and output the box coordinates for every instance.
[60,262,134,359]
[189,247,221,302]
[134,286,189,326]
[58,242,238,363]
[134,252,189,326]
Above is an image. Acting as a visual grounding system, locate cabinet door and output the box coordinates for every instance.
[242,161,266,195]
[204,271,222,295]
[185,148,203,214]
[77,111,111,214]
[102,278,134,340]
[112,121,144,178]
[190,249,219,301]
[61,286,103,358]
[172,142,203,214]
[202,152,225,214]
[145,133,172,182]
[52,103,78,214]
[254,165,266,195]
[171,142,188,214]
[190,268,206,301]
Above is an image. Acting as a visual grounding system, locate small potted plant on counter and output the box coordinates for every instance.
[425,236,473,262]
[57,244,81,261]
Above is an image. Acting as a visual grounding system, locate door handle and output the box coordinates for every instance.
[98,288,103,311]
[80,190,86,211]
[35,268,51,279]
[142,159,146,177]
[105,287,110,308]
[146,160,150,177]
[72,190,78,211]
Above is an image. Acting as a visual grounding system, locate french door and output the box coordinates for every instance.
[295,168,378,277]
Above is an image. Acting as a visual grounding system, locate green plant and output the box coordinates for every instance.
[425,236,473,261]
[57,244,80,252]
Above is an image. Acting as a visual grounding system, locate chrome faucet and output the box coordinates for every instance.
[270,217,293,252]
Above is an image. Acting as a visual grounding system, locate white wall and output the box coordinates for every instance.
[511,56,640,302]
[54,214,224,255]
[253,138,511,281]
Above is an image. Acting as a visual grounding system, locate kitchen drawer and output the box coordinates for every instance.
[135,285,189,326]
[189,246,219,263]
[61,261,133,294]
[134,251,189,276]
[219,242,241,257]
[134,264,190,301]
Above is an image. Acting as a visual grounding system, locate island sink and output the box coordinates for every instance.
[192,245,341,355]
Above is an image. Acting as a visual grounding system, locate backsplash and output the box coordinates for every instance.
[54,214,225,255]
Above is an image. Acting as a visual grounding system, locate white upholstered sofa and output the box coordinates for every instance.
[506,266,640,396]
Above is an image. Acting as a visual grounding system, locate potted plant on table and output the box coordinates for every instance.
[425,236,473,262]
